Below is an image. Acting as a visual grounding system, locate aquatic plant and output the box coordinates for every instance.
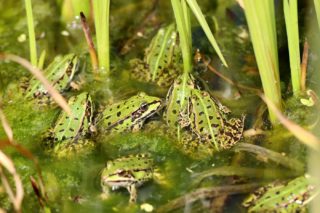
[60,0,90,23]
[93,0,110,74]
[314,0,320,30]
[171,0,227,73]
[284,0,301,95]
[243,0,282,124]
[24,0,37,67]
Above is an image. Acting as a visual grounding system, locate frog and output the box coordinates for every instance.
[130,24,182,87]
[163,73,196,132]
[45,92,95,157]
[96,92,162,133]
[100,154,154,203]
[188,89,245,151]
[242,175,318,212]
[23,54,79,104]
[164,73,244,153]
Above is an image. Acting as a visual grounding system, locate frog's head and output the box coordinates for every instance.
[133,93,162,121]
[101,160,136,189]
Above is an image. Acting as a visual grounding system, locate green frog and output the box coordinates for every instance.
[189,89,245,151]
[130,24,182,87]
[45,92,95,157]
[164,74,244,153]
[163,73,196,131]
[23,54,79,103]
[242,175,318,212]
[100,154,154,203]
[96,92,162,133]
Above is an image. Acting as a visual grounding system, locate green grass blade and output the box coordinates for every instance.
[284,0,301,95]
[181,0,191,43]
[37,50,46,70]
[24,0,37,67]
[314,0,320,30]
[243,0,282,124]
[93,0,110,74]
[171,0,192,74]
[186,0,228,67]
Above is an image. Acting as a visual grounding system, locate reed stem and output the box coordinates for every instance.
[171,0,192,74]
[93,0,110,74]
[284,0,301,95]
[243,0,282,124]
[24,0,37,67]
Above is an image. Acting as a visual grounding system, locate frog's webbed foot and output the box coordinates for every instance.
[127,184,137,203]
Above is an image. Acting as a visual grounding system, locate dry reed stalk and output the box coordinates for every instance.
[0,53,71,115]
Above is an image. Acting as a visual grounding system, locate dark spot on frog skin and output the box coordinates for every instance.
[117,112,121,117]
[105,115,111,120]
[172,109,177,114]
[199,111,204,116]
[209,116,214,120]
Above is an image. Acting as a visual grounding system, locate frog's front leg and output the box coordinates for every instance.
[127,184,137,203]
[131,121,143,132]
[100,179,111,200]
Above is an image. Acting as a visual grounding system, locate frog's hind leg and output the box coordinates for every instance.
[127,184,137,203]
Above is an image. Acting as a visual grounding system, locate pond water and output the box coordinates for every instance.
[0,0,318,212]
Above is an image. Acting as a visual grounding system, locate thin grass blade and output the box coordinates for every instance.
[0,53,71,115]
[24,0,38,66]
[284,0,301,95]
[186,0,228,67]
[93,0,110,74]
[243,0,282,123]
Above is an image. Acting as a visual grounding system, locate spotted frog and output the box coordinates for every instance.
[100,154,153,203]
[164,74,244,153]
[188,89,245,151]
[96,92,162,133]
[24,54,79,103]
[46,92,94,157]
[163,73,196,131]
[242,175,318,212]
[130,24,182,87]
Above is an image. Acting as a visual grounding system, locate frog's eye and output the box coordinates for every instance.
[139,102,149,112]
[117,170,135,178]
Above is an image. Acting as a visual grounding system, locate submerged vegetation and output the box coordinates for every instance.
[0,0,319,212]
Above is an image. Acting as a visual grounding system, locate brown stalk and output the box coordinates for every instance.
[0,104,13,143]
[0,140,47,203]
[120,0,160,55]
[259,93,320,151]
[157,183,261,212]
[0,53,71,115]
[80,12,99,72]
[195,50,261,94]
[300,40,309,92]
[0,151,23,212]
